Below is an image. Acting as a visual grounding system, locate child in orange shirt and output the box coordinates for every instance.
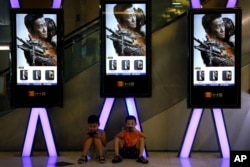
[112,115,148,164]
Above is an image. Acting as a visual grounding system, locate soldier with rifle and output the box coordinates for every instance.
[17,14,57,66]
[107,4,146,56]
[195,14,235,66]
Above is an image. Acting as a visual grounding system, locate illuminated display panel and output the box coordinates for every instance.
[15,13,58,85]
[188,8,241,108]
[11,9,63,107]
[101,0,151,97]
[105,3,147,76]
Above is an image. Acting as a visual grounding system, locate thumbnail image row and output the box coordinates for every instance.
[197,70,232,81]
[109,60,143,70]
[20,70,55,80]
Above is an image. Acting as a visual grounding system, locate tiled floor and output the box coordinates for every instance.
[0,152,228,167]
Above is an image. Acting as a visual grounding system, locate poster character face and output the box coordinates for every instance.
[123,7,137,29]
[33,17,48,40]
[210,18,225,40]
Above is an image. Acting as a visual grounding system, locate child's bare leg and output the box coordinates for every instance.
[114,137,123,155]
[136,137,149,163]
[82,138,93,156]
[93,138,104,156]
[137,137,145,157]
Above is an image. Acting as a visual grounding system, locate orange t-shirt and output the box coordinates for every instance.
[118,131,144,147]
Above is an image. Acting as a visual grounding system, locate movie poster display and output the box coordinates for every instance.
[11,9,63,107]
[188,8,241,108]
[101,0,151,97]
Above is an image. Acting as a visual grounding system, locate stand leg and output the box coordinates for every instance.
[99,98,115,130]
[179,108,203,158]
[22,156,57,167]
[125,97,147,157]
[125,98,142,131]
[22,108,57,157]
[179,108,230,158]
[212,108,230,158]
[22,157,32,167]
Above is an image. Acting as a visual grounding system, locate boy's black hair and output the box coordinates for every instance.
[125,115,137,123]
[88,115,100,125]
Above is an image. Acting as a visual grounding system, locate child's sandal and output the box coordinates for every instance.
[78,155,88,164]
[99,156,106,164]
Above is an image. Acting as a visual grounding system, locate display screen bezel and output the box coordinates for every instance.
[11,8,63,107]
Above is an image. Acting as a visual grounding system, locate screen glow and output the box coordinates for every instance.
[52,0,62,8]
[212,108,230,158]
[22,108,57,157]
[179,108,203,158]
[10,0,20,8]
[99,98,115,130]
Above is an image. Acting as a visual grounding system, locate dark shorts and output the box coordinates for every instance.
[119,146,139,159]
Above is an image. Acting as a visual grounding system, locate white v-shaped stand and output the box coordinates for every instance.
[178,108,230,158]
[10,0,62,158]
[22,108,58,157]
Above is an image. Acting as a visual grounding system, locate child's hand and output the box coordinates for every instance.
[87,132,98,137]
[94,132,101,138]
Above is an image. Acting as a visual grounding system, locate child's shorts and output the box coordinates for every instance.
[119,146,139,159]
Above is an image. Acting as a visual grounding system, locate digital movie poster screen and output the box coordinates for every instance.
[192,13,236,87]
[105,3,147,76]
[188,9,241,108]
[101,0,151,97]
[11,9,63,107]
[15,13,58,86]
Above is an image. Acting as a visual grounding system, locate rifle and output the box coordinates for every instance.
[106,27,143,56]
[17,37,46,57]
[194,37,223,57]
[194,37,233,66]
[17,37,55,66]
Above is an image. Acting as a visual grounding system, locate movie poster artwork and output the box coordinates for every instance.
[15,13,58,86]
[105,3,147,76]
[193,13,236,86]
